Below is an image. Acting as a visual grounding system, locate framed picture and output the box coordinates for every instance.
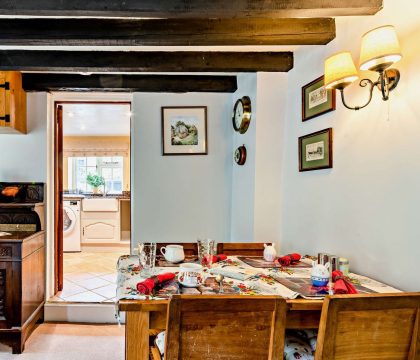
[161,106,208,155]
[299,128,333,172]
[302,75,336,121]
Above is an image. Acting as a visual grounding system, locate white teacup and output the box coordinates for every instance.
[178,263,203,287]
[160,244,185,263]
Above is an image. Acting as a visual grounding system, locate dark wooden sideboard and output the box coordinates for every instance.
[0,231,45,353]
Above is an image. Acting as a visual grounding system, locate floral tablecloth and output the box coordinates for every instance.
[116,255,400,301]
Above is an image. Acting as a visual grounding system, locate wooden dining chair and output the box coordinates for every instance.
[162,295,287,360]
[315,293,420,360]
[216,242,265,256]
[156,243,198,256]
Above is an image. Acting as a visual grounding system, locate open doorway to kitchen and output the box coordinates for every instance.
[52,101,131,303]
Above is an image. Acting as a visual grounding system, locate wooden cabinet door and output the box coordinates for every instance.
[0,72,9,128]
[0,261,21,329]
[82,219,119,242]
[0,71,26,133]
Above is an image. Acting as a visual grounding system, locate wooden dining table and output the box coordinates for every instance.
[116,254,399,360]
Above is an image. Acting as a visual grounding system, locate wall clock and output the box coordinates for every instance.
[234,145,247,166]
[232,96,252,134]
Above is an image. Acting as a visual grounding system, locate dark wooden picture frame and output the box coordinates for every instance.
[299,128,333,172]
[302,75,336,121]
[161,106,208,156]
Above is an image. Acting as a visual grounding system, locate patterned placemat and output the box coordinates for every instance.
[237,256,312,268]
[274,277,377,298]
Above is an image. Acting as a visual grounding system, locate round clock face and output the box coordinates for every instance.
[234,148,241,162]
[235,101,244,129]
[232,96,252,134]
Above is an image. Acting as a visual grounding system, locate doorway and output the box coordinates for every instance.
[53,101,131,303]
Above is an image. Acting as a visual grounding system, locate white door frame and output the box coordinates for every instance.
[46,92,133,299]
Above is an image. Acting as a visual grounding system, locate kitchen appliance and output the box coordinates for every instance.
[63,199,81,252]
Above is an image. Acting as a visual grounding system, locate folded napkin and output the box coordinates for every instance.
[278,253,301,266]
[201,254,227,265]
[136,273,175,295]
[332,270,358,294]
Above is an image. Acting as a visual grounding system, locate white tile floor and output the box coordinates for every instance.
[49,249,130,303]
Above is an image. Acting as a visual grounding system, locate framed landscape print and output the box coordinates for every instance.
[302,75,336,121]
[161,106,208,155]
[299,128,333,172]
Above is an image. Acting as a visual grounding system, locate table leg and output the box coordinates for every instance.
[126,310,150,360]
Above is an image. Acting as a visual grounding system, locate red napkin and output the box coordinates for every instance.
[332,270,358,294]
[136,273,175,295]
[201,254,227,265]
[277,253,301,266]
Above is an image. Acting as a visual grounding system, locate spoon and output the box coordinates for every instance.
[215,274,224,293]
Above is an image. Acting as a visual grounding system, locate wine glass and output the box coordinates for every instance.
[138,242,156,277]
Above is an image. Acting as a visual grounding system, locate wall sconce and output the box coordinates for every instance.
[324,25,402,110]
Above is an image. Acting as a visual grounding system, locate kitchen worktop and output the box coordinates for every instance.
[63,193,130,200]
[0,230,44,242]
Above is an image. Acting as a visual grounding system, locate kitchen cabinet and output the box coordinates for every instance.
[0,71,27,134]
[81,219,120,242]
[81,198,120,243]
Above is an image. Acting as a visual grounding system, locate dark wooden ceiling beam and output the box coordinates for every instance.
[0,18,335,46]
[0,51,294,72]
[22,74,238,93]
[0,0,383,18]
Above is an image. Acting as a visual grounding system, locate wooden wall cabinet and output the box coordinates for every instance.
[0,71,27,134]
[0,231,45,354]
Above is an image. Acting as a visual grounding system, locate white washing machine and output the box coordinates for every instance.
[63,200,81,252]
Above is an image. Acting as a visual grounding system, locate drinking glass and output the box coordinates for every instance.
[197,238,215,268]
[138,242,157,277]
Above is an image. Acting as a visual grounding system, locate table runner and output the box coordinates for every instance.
[116,255,400,301]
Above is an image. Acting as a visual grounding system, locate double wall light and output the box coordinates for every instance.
[324,25,402,110]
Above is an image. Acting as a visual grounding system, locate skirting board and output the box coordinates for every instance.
[45,302,126,324]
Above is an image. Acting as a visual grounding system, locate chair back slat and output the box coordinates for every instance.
[315,293,420,360]
[216,243,265,256]
[164,295,287,360]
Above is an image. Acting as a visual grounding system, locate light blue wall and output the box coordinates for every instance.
[230,74,257,242]
[280,1,420,291]
[0,93,48,182]
[131,92,233,248]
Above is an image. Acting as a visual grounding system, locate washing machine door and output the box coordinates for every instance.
[63,206,76,234]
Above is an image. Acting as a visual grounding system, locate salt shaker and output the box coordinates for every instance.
[338,258,350,276]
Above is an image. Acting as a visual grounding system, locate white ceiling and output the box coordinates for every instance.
[63,103,131,136]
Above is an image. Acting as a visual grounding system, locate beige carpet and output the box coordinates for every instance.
[0,324,125,359]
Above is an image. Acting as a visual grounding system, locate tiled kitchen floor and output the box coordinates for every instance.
[49,249,131,303]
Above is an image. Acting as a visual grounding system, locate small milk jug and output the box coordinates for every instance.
[263,243,277,262]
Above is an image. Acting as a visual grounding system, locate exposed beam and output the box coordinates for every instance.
[0,51,294,73]
[0,0,383,18]
[22,74,238,93]
[0,18,335,46]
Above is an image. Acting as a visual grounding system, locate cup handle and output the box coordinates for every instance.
[160,247,166,256]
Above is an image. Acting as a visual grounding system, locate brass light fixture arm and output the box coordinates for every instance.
[339,68,400,111]
[339,78,375,111]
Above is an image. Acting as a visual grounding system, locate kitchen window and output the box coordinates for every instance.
[67,156,124,194]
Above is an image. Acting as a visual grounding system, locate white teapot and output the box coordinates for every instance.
[311,262,330,287]
[263,243,277,262]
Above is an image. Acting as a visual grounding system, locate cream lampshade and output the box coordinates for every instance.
[359,25,402,71]
[324,51,359,90]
